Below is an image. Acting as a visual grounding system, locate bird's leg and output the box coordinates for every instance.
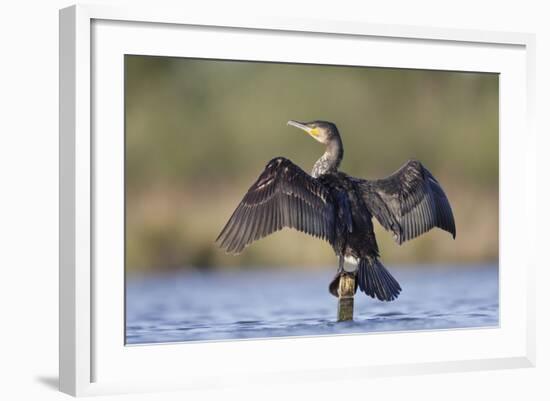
[337,255,344,274]
[329,256,346,297]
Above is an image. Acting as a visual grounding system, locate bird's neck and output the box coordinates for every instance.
[312,138,343,178]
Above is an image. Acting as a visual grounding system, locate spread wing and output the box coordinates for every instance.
[354,160,456,244]
[216,157,335,254]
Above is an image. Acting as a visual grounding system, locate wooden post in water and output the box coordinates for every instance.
[337,272,355,321]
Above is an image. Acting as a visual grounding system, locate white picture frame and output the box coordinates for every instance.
[59,4,536,397]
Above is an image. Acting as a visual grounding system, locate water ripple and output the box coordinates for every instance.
[126,265,499,344]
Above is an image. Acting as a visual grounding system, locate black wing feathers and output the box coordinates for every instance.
[355,160,456,245]
[216,157,335,254]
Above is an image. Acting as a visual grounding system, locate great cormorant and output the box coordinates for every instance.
[216,120,456,301]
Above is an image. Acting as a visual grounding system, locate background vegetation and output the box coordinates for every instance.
[125,55,498,274]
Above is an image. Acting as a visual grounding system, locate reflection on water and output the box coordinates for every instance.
[125,265,498,344]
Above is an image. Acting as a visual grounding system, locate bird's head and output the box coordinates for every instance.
[287,120,340,145]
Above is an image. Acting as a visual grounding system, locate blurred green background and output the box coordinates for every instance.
[125,55,498,274]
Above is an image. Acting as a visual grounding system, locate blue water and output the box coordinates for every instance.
[125,265,498,344]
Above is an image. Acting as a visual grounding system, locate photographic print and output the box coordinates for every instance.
[124,56,498,344]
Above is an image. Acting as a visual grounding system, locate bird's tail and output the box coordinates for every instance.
[357,257,401,301]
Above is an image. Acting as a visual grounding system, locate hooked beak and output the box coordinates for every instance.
[287,120,313,135]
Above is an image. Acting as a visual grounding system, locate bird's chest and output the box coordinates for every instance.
[319,175,357,234]
[320,174,377,253]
